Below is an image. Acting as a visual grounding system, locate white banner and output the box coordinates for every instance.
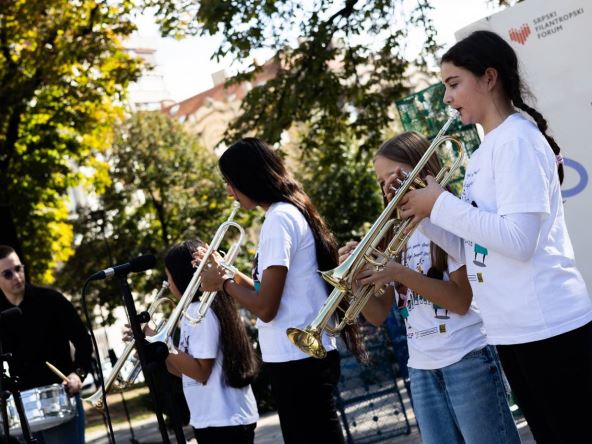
[456,0,591,287]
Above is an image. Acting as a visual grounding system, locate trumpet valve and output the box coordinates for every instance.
[320,270,347,291]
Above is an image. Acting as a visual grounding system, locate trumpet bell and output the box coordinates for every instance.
[286,327,327,359]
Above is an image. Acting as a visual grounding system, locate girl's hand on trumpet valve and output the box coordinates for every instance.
[199,261,227,292]
[398,175,445,234]
[338,240,358,264]
[357,260,406,294]
[122,323,155,342]
[383,166,408,202]
[191,245,223,268]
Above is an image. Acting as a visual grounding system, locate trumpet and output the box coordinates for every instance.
[287,110,465,359]
[146,201,245,348]
[84,281,173,410]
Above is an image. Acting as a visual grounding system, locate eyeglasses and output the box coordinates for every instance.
[1,265,25,280]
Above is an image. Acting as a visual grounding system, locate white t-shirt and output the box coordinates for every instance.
[432,112,592,344]
[179,303,259,429]
[401,231,487,370]
[253,201,337,362]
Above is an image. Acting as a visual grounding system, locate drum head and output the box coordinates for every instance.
[2,384,77,435]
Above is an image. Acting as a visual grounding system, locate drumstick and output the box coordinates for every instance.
[45,361,69,383]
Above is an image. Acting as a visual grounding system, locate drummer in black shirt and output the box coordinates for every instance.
[0,245,92,443]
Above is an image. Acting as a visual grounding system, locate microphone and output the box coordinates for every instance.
[88,255,156,281]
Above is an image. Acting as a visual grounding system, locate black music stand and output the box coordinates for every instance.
[116,276,186,444]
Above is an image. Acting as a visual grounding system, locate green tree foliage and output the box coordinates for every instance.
[0,0,141,283]
[55,111,236,319]
[293,123,383,245]
[146,0,439,152]
[143,0,440,242]
[145,0,513,246]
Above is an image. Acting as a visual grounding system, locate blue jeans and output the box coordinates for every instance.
[33,394,85,444]
[384,307,410,380]
[409,346,520,444]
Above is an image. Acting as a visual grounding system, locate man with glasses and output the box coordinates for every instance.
[0,245,91,443]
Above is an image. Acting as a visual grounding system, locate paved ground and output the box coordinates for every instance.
[86,383,535,444]
[86,411,534,444]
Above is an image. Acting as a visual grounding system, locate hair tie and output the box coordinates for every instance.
[556,154,564,165]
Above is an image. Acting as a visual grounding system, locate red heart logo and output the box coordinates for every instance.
[508,24,531,45]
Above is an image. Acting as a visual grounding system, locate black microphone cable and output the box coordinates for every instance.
[80,278,116,444]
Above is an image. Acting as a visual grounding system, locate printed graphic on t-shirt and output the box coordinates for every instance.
[405,255,432,316]
[462,170,489,269]
[403,241,451,329]
[433,304,449,320]
[396,285,409,319]
[407,323,447,340]
[179,328,189,354]
[470,201,489,267]
[252,253,261,293]
[460,168,479,202]
[467,272,485,283]
[179,323,200,388]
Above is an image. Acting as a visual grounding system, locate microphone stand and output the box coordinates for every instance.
[99,226,139,443]
[0,341,36,443]
[117,275,186,444]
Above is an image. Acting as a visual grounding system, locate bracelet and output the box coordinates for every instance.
[222,277,235,295]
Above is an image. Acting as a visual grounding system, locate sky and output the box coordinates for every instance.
[130,0,505,103]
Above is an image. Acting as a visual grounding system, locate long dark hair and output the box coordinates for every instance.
[441,30,563,183]
[165,239,260,388]
[375,132,448,274]
[219,138,367,362]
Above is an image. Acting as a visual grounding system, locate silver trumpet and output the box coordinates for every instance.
[146,201,245,350]
[84,281,173,410]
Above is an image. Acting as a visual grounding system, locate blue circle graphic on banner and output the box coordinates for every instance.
[562,158,588,198]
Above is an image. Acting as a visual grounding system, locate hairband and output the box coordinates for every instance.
[556,154,564,165]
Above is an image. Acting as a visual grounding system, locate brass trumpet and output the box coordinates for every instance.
[287,110,465,359]
[145,201,244,348]
[84,281,173,410]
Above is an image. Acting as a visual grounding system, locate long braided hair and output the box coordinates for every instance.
[441,30,564,183]
[165,240,260,388]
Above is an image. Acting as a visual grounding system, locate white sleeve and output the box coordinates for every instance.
[186,310,219,359]
[258,211,295,272]
[492,139,551,215]
[431,192,543,261]
[418,218,465,265]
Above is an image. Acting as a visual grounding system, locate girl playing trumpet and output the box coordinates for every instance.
[126,239,260,444]
[343,132,520,444]
[398,30,592,444]
[198,138,367,444]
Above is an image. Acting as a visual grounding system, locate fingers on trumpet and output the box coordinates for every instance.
[384,167,409,201]
[192,245,223,269]
[338,240,359,264]
[191,246,207,267]
[122,323,155,343]
[199,263,226,292]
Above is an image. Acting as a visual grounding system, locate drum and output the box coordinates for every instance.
[4,384,77,435]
